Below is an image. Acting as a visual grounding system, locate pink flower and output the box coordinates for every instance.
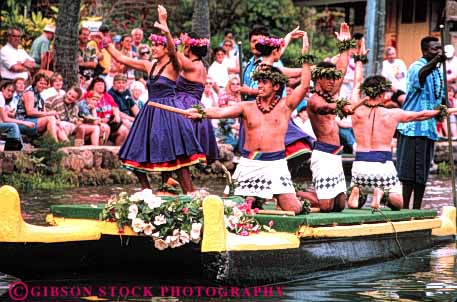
[149,34,167,45]
[268,220,274,227]
[257,37,285,48]
[182,207,189,215]
[240,230,249,236]
[180,33,210,47]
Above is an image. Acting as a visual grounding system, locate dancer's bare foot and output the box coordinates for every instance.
[348,186,360,209]
[371,187,383,209]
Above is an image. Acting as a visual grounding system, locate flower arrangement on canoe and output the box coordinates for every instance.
[223,198,274,236]
[100,190,273,250]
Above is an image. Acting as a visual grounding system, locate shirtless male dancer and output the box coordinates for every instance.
[186,35,311,214]
[307,23,353,212]
[348,39,456,210]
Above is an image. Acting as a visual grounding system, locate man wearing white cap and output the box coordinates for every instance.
[30,24,55,69]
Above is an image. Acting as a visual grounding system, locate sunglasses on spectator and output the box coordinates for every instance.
[231,82,240,85]
[9,34,22,38]
[141,51,150,55]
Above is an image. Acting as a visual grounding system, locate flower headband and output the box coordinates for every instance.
[148,34,181,46]
[311,67,343,81]
[180,33,210,47]
[360,78,392,98]
[257,37,285,48]
[252,69,288,86]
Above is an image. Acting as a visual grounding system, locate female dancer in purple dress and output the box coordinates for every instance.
[174,32,219,163]
[103,5,205,193]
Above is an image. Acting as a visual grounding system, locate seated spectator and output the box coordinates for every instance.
[79,71,90,95]
[134,44,151,85]
[45,86,101,146]
[119,35,136,84]
[7,77,26,118]
[336,116,356,154]
[108,74,139,128]
[215,118,239,150]
[0,81,27,150]
[15,73,63,142]
[201,77,218,109]
[218,75,241,107]
[201,77,219,128]
[130,81,147,110]
[41,72,65,101]
[87,77,128,145]
[78,92,110,145]
[293,100,316,139]
[208,47,230,92]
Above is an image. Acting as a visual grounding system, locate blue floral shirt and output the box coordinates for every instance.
[397,58,444,141]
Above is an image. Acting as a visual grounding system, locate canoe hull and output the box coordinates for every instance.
[1,230,432,285]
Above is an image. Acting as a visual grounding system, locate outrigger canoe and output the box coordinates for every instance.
[0,185,455,285]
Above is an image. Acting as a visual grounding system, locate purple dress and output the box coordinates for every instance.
[119,76,206,172]
[175,76,219,163]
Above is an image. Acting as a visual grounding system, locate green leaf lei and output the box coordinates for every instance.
[360,79,392,98]
[434,105,448,122]
[352,54,368,64]
[191,104,206,120]
[252,69,289,86]
[334,98,351,119]
[297,54,317,65]
[337,39,357,52]
[311,67,343,81]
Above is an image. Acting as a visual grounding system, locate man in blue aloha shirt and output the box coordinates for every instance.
[396,36,447,209]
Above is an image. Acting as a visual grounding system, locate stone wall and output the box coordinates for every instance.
[0,144,237,175]
[433,141,457,163]
[0,142,455,177]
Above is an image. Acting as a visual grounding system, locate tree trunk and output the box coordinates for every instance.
[54,0,81,90]
[192,0,210,39]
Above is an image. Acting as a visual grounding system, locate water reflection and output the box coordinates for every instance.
[279,243,457,302]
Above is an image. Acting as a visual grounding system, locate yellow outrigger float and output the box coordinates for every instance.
[0,185,455,285]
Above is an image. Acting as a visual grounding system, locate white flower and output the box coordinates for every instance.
[223,199,236,208]
[145,195,163,209]
[179,230,190,244]
[232,207,243,218]
[143,190,162,209]
[228,215,240,228]
[127,204,138,220]
[151,231,160,239]
[131,217,145,233]
[129,191,144,203]
[154,238,168,250]
[191,223,202,242]
[166,229,182,248]
[143,223,155,236]
[153,214,167,226]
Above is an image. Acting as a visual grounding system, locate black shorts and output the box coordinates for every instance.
[396,133,435,185]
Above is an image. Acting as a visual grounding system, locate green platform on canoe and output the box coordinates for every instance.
[50,196,437,233]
